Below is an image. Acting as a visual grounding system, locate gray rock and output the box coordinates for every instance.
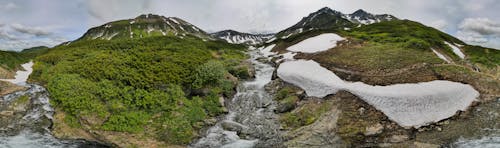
[389,135,409,143]
[274,102,296,113]
[364,123,383,136]
[221,120,248,133]
[0,111,14,117]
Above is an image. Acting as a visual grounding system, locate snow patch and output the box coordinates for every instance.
[287,33,345,53]
[431,48,451,63]
[169,18,180,24]
[259,44,276,58]
[277,60,479,128]
[106,32,119,40]
[266,37,276,43]
[0,61,34,86]
[444,42,465,59]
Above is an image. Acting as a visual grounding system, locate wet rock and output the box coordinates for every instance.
[221,120,248,133]
[413,142,439,148]
[364,123,383,136]
[204,118,217,126]
[358,107,366,115]
[256,57,269,63]
[389,135,409,143]
[0,111,14,117]
[274,102,296,113]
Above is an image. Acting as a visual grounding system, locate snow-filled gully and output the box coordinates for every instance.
[277,60,479,128]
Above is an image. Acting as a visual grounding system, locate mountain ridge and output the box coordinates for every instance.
[210,29,274,45]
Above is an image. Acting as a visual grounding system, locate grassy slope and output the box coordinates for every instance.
[32,35,248,145]
[274,20,500,146]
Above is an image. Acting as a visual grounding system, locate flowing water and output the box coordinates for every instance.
[191,49,283,148]
[0,84,107,148]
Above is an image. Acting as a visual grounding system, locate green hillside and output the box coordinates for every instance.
[31,35,249,145]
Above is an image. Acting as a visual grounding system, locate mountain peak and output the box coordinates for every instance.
[352,9,370,16]
[77,14,211,41]
[313,7,342,16]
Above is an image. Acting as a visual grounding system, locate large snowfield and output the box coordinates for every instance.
[0,61,34,86]
[277,60,479,128]
[287,33,345,53]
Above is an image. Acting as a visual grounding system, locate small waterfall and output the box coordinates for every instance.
[191,49,283,148]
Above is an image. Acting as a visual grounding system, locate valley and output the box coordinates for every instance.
[0,5,499,148]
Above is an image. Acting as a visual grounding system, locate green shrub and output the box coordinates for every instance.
[192,61,226,89]
[102,111,151,133]
[405,38,431,50]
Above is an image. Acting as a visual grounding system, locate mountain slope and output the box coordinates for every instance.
[264,7,499,148]
[78,14,212,41]
[275,7,398,39]
[210,30,274,45]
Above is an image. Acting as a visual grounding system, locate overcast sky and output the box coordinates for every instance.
[1,0,500,51]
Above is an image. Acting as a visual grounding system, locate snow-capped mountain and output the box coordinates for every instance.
[78,14,212,41]
[346,9,397,24]
[276,7,398,39]
[210,30,274,45]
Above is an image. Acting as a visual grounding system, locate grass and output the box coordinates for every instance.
[311,42,443,72]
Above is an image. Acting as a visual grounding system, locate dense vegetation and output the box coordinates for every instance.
[32,35,247,144]
[0,50,28,71]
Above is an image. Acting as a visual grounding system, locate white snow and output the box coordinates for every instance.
[431,48,451,63]
[287,33,345,53]
[192,26,200,32]
[259,44,276,57]
[265,37,276,43]
[106,32,119,40]
[169,18,180,24]
[0,61,34,86]
[277,52,297,63]
[281,33,293,39]
[277,60,479,128]
[444,42,466,59]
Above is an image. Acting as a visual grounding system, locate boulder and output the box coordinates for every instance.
[364,123,384,136]
[0,111,14,117]
[221,120,248,133]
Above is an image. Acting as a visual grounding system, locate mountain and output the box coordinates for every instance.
[346,9,397,24]
[78,14,212,41]
[210,30,274,45]
[275,7,398,39]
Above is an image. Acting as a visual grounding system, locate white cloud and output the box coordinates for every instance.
[430,20,448,31]
[0,2,18,11]
[456,31,488,43]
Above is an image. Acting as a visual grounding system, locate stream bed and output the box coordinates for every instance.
[191,49,283,148]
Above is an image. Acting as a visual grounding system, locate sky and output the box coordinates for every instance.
[1,0,500,51]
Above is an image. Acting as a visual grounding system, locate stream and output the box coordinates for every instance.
[191,49,283,148]
[0,84,107,148]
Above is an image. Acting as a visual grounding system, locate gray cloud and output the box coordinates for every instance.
[0,29,18,40]
[86,0,152,22]
[10,23,51,36]
[459,18,500,36]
